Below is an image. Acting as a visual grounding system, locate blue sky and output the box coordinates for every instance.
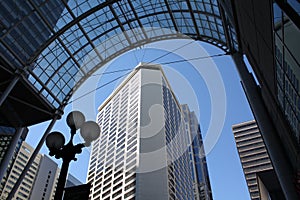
[27,40,253,199]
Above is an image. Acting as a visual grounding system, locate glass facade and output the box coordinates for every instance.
[163,81,194,200]
[181,104,213,200]
[0,0,65,68]
[273,2,300,142]
[0,0,237,110]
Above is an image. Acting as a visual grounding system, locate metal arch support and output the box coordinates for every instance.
[0,0,236,120]
[232,52,299,200]
[108,4,132,45]
[0,127,25,182]
[185,0,201,39]
[6,109,64,200]
[28,0,121,64]
[28,1,227,65]
[218,5,233,52]
[164,0,179,32]
[0,75,20,107]
[0,66,30,107]
[127,0,149,39]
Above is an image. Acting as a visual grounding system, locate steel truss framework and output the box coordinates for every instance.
[0,0,237,121]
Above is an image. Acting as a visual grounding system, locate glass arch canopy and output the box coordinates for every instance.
[0,0,237,110]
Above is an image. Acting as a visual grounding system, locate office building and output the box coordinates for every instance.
[0,141,59,200]
[232,2,300,198]
[29,155,60,200]
[181,104,213,200]
[66,173,82,188]
[0,140,82,200]
[232,120,284,199]
[0,127,28,194]
[87,63,200,199]
[0,0,66,68]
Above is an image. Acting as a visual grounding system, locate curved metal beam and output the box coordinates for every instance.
[28,0,121,64]
[28,2,225,65]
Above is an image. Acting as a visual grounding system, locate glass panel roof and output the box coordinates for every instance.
[0,0,238,109]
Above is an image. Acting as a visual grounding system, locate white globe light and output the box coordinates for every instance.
[80,121,100,145]
[66,111,85,130]
[46,131,65,149]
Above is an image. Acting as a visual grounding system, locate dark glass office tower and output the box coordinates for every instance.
[0,0,66,68]
[181,104,213,200]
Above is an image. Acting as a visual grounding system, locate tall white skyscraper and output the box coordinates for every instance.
[87,63,202,200]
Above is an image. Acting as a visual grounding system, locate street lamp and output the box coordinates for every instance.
[45,111,100,200]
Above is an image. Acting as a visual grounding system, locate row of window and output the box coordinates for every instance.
[89,73,140,200]
[273,2,300,141]
[162,79,195,200]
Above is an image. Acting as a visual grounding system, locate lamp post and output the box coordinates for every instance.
[45,111,100,200]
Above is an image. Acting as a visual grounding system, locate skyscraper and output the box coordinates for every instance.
[181,104,213,200]
[66,173,83,188]
[87,63,208,199]
[232,120,284,199]
[0,141,59,200]
[29,154,60,200]
[0,127,28,194]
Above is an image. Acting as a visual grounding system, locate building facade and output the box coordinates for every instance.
[232,120,283,200]
[29,155,60,200]
[0,0,66,68]
[87,64,203,200]
[66,173,82,188]
[181,104,213,200]
[232,2,300,197]
[0,127,28,194]
[0,142,59,200]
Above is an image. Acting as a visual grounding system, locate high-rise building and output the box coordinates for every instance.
[0,127,28,194]
[66,173,83,188]
[87,63,207,200]
[0,140,82,200]
[0,141,59,200]
[29,154,60,200]
[232,120,284,200]
[181,104,213,200]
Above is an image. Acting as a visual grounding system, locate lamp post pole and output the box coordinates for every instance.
[51,130,84,200]
[55,159,70,200]
[46,111,100,200]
